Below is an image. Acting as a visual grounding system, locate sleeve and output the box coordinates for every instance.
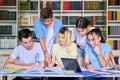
[70,43,78,56]
[37,44,45,61]
[105,44,112,53]
[34,19,44,39]
[85,43,91,54]
[71,28,76,42]
[39,51,45,61]
[10,47,19,59]
[54,19,63,36]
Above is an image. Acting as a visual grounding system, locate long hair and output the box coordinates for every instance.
[76,17,92,29]
[87,27,105,43]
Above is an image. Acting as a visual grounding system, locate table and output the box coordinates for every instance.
[1,67,120,80]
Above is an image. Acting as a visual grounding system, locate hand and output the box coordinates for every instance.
[44,51,51,64]
[94,45,101,55]
[87,65,96,71]
[114,64,120,68]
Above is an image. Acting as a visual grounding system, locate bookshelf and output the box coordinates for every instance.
[0,0,18,51]
[18,0,106,39]
[107,0,120,52]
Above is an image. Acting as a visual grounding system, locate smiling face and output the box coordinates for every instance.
[20,36,34,50]
[87,33,101,48]
[57,33,67,47]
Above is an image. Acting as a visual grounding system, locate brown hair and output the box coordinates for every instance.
[76,17,92,29]
[18,29,32,41]
[40,8,53,19]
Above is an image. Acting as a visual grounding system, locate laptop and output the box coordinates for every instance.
[61,58,101,77]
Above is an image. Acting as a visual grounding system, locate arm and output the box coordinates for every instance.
[39,38,51,64]
[4,57,45,69]
[110,52,116,66]
[84,53,96,71]
[94,46,111,68]
[48,56,56,67]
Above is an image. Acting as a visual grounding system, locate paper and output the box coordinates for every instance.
[0,67,22,74]
[22,66,63,74]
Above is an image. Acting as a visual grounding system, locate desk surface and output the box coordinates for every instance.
[1,67,120,77]
[0,70,120,77]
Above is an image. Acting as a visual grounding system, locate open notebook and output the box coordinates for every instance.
[61,58,101,77]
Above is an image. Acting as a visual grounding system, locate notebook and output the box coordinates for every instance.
[61,58,101,77]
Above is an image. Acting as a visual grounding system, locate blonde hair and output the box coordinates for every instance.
[56,27,71,46]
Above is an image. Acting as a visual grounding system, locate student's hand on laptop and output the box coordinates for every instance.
[87,65,96,71]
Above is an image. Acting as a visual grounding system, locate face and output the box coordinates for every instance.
[57,33,66,47]
[87,33,101,48]
[77,25,90,36]
[20,36,33,50]
[42,18,52,27]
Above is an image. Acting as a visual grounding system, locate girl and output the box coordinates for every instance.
[84,28,112,80]
[49,27,78,67]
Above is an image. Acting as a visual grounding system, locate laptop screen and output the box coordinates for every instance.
[61,58,81,72]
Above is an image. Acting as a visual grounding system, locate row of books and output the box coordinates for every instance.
[84,1,105,10]
[46,1,60,10]
[62,16,106,26]
[107,40,120,50]
[108,11,120,20]
[108,26,120,35]
[62,16,78,25]
[0,25,16,35]
[20,15,106,26]
[108,0,120,6]
[0,10,16,20]
[0,0,16,6]
[20,0,38,10]
[0,38,17,49]
[20,16,38,25]
[85,16,106,25]
[63,1,82,10]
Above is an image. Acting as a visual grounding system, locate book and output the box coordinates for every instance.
[21,66,63,74]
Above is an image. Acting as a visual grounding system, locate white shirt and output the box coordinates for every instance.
[45,21,54,55]
[11,42,44,64]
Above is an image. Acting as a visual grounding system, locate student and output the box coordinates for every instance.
[34,8,62,64]
[4,29,45,80]
[71,17,93,66]
[49,27,78,67]
[84,28,112,80]
[71,17,116,67]
[48,27,78,80]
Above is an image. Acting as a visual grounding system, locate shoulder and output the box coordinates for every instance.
[53,43,60,48]
[101,43,112,52]
[14,45,23,50]
[53,18,62,24]
[102,43,111,48]
[34,18,43,25]
[72,28,77,32]
[34,42,41,48]
[70,42,77,47]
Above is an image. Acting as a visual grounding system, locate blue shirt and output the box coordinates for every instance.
[34,18,62,43]
[85,43,112,69]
